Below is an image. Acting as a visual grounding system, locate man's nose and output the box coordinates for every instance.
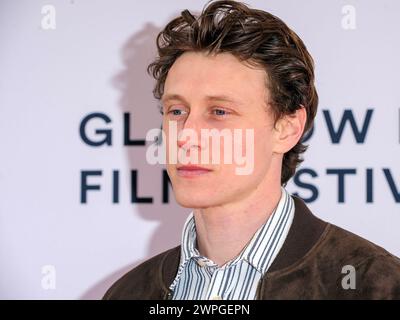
[177,112,203,150]
[177,138,195,149]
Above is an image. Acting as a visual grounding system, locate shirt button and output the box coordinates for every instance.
[211,295,222,300]
[197,259,208,267]
[197,259,207,267]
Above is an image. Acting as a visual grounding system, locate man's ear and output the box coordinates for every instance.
[272,106,307,154]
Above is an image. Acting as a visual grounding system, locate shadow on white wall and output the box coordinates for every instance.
[80,20,189,300]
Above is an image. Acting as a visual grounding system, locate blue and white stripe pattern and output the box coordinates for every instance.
[169,187,295,300]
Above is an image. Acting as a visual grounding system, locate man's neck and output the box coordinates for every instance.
[193,185,282,267]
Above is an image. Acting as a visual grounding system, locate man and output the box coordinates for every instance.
[104,0,400,299]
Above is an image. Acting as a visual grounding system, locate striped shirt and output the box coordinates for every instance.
[169,187,295,300]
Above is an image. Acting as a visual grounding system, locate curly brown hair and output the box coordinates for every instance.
[147,0,318,186]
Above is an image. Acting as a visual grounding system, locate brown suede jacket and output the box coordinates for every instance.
[103,196,400,299]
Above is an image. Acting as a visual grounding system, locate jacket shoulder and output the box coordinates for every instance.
[264,222,400,299]
[103,245,180,300]
[325,224,400,266]
[317,224,400,298]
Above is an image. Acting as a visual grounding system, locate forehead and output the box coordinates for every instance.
[163,51,268,104]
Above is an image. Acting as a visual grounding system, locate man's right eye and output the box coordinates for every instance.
[168,109,187,116]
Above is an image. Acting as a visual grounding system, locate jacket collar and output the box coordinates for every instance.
[159,195,328,299]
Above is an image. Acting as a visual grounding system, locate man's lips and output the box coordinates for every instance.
[176,165,213,177]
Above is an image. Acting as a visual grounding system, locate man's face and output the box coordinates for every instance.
[162,51,278,209]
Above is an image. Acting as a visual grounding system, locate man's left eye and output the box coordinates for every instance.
[213,109,228,116]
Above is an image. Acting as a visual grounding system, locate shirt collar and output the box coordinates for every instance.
[178,187,295,274]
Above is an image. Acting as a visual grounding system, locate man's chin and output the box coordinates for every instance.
[174,193,219,209]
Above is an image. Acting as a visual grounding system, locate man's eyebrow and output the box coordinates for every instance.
[161,94,188,104]
[161,93,242,105]
[205,94,242,104]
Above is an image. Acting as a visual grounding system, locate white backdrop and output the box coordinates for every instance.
[0,0,399,299]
